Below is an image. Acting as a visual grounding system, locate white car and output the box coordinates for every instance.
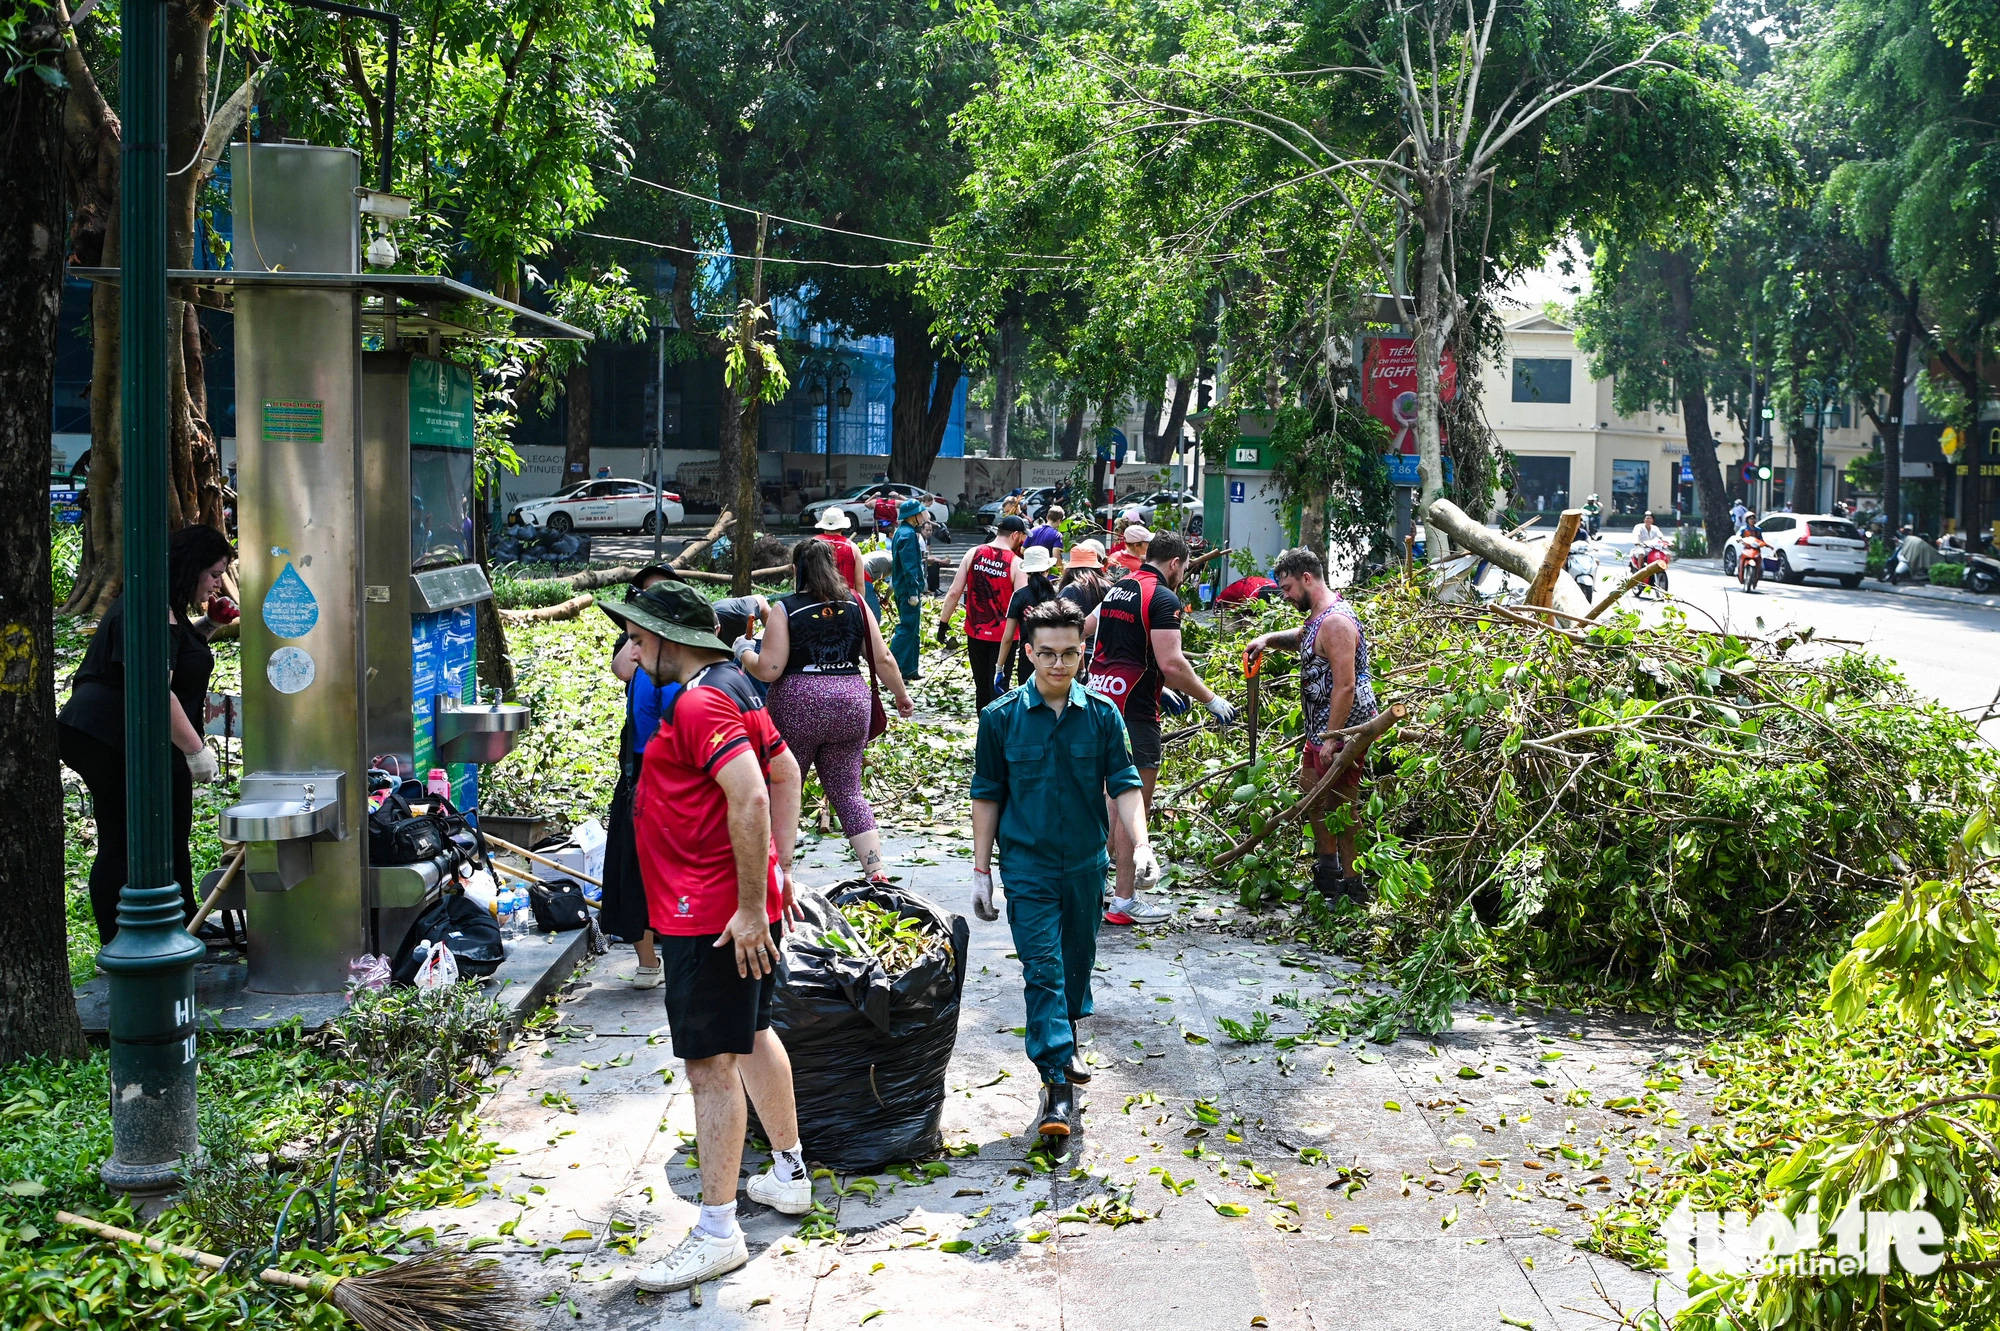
[800,482,946,531]
[510,479,685,534]
[1723,513,1867,588]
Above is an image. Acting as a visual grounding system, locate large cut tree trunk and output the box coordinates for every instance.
[1413,185,1452,558]
[0,33,90,1064]
[562,354,593,486]
[990,315,1019,459]
[1661,249,1731,556]
[888,303,962,489]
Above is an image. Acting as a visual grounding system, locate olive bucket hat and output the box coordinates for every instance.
[598,580,731,653]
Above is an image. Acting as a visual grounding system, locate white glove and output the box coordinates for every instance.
[971,868,1000,921]
[185,745,219,784]
[1204,694,1239,725]
[732,635,756,661]
[1132,844,1161,890]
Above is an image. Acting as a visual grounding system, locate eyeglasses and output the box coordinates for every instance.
[1029,647,1083,665]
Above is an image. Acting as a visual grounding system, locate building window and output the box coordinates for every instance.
[1513,455,1571,512]
[1512,357,1573,403]
[1612,459,1651,516]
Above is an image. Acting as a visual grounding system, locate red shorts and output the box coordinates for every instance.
[1300,737,1363,803]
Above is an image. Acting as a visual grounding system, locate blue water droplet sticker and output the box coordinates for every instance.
[262,562,319,639]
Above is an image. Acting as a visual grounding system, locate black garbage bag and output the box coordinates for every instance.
[762,880,969,1173]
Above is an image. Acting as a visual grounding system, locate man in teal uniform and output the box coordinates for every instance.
[889,497,928,679]
[971,598,1156,1137]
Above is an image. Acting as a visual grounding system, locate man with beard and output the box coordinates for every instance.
[1244,547,1380,902]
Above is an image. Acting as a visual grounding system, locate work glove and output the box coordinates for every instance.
[732,635,756,663]
[1157,688,1190,716]
[205,594,239,627]
[971,868,1000,922]
[185,745,219,784]
[1132,844,1161,891]
[906,595,921,608]
[936,617,953,646]
[1204,695,1239,725]
[993,671,1009,694]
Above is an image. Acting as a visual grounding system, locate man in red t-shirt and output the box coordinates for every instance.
[814,507,868,598]
[938,514,1029,710]
[600,580,812,1293]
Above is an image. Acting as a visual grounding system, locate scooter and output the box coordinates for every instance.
[1736,535,1766,591]
[1565,542,1598,602]
[1965,550,2000,596]
[1629,542,1671,596]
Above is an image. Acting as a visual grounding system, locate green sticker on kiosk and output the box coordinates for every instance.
[263,399,323,444]
[409,360,475,449]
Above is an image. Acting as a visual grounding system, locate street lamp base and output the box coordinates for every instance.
[99,1152,190,1199]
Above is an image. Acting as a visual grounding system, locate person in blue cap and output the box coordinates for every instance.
[889,497,929,678]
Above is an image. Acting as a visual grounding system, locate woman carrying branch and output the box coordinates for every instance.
[1245,548,1379,904]
[738,540,914,881]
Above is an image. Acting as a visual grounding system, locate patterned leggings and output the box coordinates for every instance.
[767,672,878,837]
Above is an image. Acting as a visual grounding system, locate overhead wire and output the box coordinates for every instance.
[575,229,1079,275]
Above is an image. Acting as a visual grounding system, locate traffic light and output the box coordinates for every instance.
[1757,465,1773,481]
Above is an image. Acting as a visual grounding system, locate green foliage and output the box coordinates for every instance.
[825,900,948,974]
[1930,561,1966,588]
[489,564,587,610]
[1266,402,1395,566]
[479,615,625,822]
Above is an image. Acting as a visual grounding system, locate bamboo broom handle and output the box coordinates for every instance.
[1211,704,1405,870]
[482,833,603,888]
[186,845,248,934]
[57,1212,329,1294]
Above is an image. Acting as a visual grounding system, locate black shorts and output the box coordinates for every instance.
[1126,716,1162,769]
[658,924,782,1061]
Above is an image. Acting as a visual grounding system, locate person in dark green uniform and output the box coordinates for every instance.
[971,597,1156,1137]
[888,497,928,679]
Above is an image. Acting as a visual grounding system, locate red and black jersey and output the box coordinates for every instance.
[633,660,788,936]
[1087,565,1183,722]
[964,543,1018,642]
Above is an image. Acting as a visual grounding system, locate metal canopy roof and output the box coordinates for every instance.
[69,268,591,343]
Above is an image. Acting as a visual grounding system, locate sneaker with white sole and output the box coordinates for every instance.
[1103,896,1173,925]
[745,1169,814,1215]
[635,1227,748,1292]
[631,964,664,990]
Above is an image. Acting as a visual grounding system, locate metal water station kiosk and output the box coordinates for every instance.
[115,141,586,999]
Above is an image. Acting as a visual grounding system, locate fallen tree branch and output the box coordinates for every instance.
[1524,509,1583,609]
[1583,560,1661,620]
[500,592,596,624]
[677,564,792,585]
[1426,499,1588,617]
[671,510,735,569]
[1211,705,1405,869]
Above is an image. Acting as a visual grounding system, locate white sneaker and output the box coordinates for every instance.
[631,964,664,990]
[1104,896,1173,925]
[746,1169,813,1215]
[635,1227,748,1292]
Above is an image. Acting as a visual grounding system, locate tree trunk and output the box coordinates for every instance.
[888,304,962,489]
[1057,392,1085,461]
[562,354,593,486]
[165,0,221,531]
[1413,188,1450,557]
[1882,290,1916,537]
[1659,249,1731,555]
[1140,391,1162,466]
[0,36,89,1063]
[1148,374,1193,463]
[732,217,770,596]
[472,489,515,696]
[991,315,1019,459]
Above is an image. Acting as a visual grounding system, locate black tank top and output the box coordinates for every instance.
[778,594,864,676]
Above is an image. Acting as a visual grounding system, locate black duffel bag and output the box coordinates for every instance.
[758,880,969,1173]
[369,790,447,866]
[528,876,591,932]
[390,891,505,983]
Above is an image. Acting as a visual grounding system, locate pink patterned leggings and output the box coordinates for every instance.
[766,672,878,836]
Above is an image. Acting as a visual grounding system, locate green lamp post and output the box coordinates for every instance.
[96,0,206,1197]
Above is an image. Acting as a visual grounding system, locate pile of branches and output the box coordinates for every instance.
[1162,580,1994,1027]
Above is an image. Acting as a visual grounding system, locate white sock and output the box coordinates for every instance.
[696,1201,738,1239]
[1110,896,1135,911]
[771,1143,806,1183]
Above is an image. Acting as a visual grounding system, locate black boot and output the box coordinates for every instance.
[1339,875,1373,906]
[1064,1060,1093,1085]
[1311,856,1344,900]
[1036,1082,1075,1137]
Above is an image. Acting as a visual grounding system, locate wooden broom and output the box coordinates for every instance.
[58,1212,529,1331]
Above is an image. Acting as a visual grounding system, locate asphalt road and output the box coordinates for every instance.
[1616,552,2000,745]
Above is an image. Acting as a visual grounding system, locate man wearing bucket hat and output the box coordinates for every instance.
[814,506,869,598]
[889,497,929,679]
[598,581,815,1291]
[993,544,1061,690]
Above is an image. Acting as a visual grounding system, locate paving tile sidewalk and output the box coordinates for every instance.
[408,829,1701,1330]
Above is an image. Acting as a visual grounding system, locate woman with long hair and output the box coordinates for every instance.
[58,523,234,942]
[739,540,914,880]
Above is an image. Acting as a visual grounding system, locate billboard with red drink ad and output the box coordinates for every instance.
[1363,337,1458,456]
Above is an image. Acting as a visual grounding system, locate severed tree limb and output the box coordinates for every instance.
[671,509,734,569]
[1583,560,1661,620]
[500,592,596,624]
[1524,509,1583,609]
[1212,705,1405,870]
[1425,499,1588,616]
[678,564,792,585]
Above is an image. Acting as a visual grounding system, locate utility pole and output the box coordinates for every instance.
[99,0,206,1197]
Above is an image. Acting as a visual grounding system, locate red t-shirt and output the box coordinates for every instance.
[965,543,1017,641]
[633,661,788,936]
[1108,547,1145,575]
[818,532,859,589]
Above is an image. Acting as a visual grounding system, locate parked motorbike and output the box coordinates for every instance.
[1965,551,2000,596]
[1565,542,1598,601]
[1736,535,1766,591]
[1629,542,1672,596]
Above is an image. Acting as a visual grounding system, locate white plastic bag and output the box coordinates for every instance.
[460,868,500,916]
[346,953,392,997]
[413,940,460,991]
[572,818,608,884]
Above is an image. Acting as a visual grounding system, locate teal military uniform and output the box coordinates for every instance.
[972,680,1141,1082]
[889,520,927,678]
